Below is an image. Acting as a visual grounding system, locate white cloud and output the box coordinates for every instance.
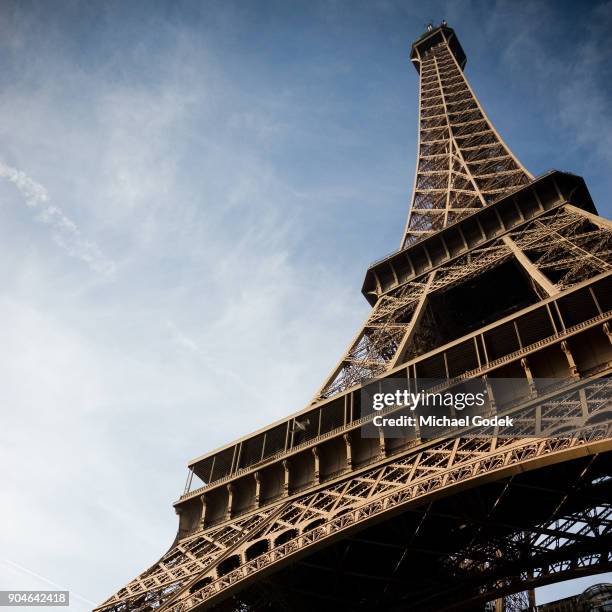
[0,162,49,207]
[0,161,115,276]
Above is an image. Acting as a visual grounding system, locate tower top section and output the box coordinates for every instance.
[410,21,466,73]
[401,21,530,247]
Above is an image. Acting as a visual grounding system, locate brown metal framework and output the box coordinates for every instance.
[96,22,612,612]
[402,24,531,247]
[317,194,612,400]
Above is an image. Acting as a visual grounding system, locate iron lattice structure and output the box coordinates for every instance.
[402,25,531,247]
[96,23,612,612]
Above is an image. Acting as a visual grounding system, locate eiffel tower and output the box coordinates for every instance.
[96,22,612,612]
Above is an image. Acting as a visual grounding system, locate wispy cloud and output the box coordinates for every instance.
[0,161,115,276]
[2,560,96,608]
[166,319,268,402]
[0,161,49,206]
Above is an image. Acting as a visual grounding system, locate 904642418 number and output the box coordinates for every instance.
[0,591,69,607]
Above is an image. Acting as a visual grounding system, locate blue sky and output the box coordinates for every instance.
[0,0,611,608]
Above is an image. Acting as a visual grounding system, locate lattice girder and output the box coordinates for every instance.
[95,377,612,611]
[317,203,612,400]
[403,31,531,247]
